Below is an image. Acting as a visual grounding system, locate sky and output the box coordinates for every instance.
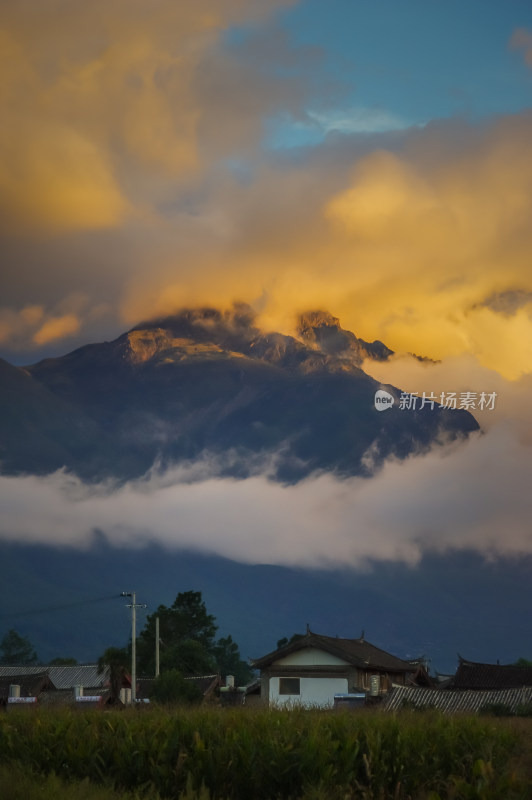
[1,1,532,581]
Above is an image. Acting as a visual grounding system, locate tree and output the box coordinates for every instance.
[135,590,251,686]
[48,657,78,665]
[150,669,203,705]
[137,591,217,676]
[0,629,38,665]
[212,635,253,686]
[277,633,304,650]
[97,646,130,701]
[514,657,532,667]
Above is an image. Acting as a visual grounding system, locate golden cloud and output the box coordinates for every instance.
[0,295,93,349]
[0,305,45,345]
[321,118,532,378]
[118,114,532,380]
[2,2,531,384]
[0,0,296,233]
[510,28,532,67]
[19,306,45,327]
[33,313,81,345]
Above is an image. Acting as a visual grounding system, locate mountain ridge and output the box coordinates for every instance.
[0,306,478,481]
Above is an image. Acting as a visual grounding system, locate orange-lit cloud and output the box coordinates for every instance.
[0,298,87,349]
[33,313,81,346]
[511,28,532,67]
[0,0,297,233]
[0,306,44,346]
[2,1,531,387]
[116,114,532,380]
[19,306,45,327]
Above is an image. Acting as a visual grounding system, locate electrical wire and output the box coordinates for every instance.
[0,594,121,621]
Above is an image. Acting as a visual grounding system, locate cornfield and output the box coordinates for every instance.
[0,707,529,799]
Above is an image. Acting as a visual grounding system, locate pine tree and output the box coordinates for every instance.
[0,629,38,665]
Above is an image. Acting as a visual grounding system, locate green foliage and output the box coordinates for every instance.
[276,633,305,649]
[514,657,532,667]
[0,763,162,800]
[0,628,38,665]
[150,670,203,706]
[158,639,216,679]
[137,591,217,676]
[211,635,253,686]
[480,703,514,717]
[514,702,532,717]
[109,590,252,691]
[480,701,532,718]
[0,708,527,799]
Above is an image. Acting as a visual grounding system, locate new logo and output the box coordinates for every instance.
[374,389,394,411]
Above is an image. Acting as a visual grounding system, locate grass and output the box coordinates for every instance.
[0,707,531,799]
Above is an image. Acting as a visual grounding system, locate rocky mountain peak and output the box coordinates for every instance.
[124,329,178,364]
[298,310,341,337]
[120,306,394,371]
[297,309,393,364]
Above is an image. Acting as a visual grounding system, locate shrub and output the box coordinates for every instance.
[150,670,203,706]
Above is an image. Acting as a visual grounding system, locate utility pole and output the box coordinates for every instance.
[121,591,147,703]
[155,616,160,678]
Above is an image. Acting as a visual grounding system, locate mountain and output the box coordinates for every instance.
[0,306,478,482]
[1,539,531,674]
[0,308,514,674]
[0,357,104,475]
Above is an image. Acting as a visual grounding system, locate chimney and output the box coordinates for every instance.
[120,688,132,705]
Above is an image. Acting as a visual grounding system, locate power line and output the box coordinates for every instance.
[0,594,120,621]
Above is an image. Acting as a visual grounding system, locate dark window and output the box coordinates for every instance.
[279,678,300,695]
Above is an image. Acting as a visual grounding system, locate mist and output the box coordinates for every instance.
[1,417,530,569]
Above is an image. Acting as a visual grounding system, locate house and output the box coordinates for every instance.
[250,630,413,708]
[384,685,532,714]
[135,673,223,705]
[0,664,110,692]
[406,658,436,688]
[0,671,55,709]
[447,657,532,690]
[240,677,261,707]
[185,673,222,703]
[0,664,130,707]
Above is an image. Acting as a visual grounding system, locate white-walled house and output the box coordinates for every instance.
[251,630,412,708]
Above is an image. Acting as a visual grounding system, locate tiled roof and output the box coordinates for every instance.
[449,659,532,690]
[0,664,109,689]
[136,674,221,701]
[383,685,532,714]
[184,674,221,697]
[0,671,53,699]
[251,632,411,672]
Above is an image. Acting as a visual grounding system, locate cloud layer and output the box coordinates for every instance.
[1,415,530,567]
